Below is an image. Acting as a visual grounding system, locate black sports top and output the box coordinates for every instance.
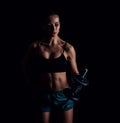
[38,53,67,73]
[30,43,68,73]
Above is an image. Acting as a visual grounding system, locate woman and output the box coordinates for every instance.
[22,12,80,123]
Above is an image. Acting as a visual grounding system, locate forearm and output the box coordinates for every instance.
[70,68,89,101]
[22,61,31,84]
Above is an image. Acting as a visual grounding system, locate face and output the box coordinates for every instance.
[44,15,60,37]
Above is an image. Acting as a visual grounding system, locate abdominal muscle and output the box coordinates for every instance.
[48,72,69,91]
[33,72,69,92]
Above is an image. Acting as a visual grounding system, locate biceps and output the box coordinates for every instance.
[69,59,79,74]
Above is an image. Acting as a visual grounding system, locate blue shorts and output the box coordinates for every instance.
[39,89,74,112]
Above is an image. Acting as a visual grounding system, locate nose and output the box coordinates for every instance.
[50,25,56,31]
[49,24,56,32]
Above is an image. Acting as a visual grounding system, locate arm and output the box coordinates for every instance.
[65,43,89,101]
[22,42,37,84]
[66,43,79,75]
[65,43,88,84]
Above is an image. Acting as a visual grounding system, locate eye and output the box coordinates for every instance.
[47,24,52,29]
[55,23,59,27]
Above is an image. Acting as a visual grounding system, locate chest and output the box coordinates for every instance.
[38,45,64,59]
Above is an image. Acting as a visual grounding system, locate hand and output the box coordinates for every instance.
[70,69,89,101]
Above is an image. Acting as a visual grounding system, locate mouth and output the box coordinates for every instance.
[53,32,57,34]
[48,31,57,36]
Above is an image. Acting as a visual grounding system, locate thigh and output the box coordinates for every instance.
[62,108,74,123]
[39,92,52,112]
[40,112,51,123]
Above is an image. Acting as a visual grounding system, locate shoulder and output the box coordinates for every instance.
[63,41,75,53]
[25,41,39,54]
[59,39,74,50]
[60,40,76,59]
[28,41,39,49]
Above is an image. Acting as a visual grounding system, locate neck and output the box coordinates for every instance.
[44,35,60,46]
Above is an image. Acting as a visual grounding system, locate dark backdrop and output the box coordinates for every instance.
[2,1,118,123]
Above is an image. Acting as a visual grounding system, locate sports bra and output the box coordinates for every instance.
[30,42,68,73]
[38,52,67,73]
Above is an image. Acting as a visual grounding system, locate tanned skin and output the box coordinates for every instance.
[23,14,79,123]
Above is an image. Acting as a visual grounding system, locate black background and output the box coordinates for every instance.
[1,1,119,123]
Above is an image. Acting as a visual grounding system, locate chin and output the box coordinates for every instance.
[48,32,58,37]
[52,34,58,37]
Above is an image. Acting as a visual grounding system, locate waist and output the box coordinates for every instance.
[31,81,69,93]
